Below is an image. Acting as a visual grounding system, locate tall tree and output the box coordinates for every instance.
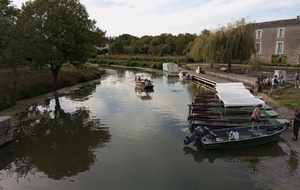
[0,0,18,65]
[15,0,106,89]
[190,18,255,71]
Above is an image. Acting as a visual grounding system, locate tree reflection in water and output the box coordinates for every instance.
[3,94,111,180]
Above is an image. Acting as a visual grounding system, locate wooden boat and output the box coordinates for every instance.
[135,73,154,90]
[198,125,287,150]
[187,82,288,129]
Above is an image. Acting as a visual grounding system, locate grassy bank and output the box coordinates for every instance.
[92,55,190,70]
[267,86,300,110]
[0,64,104,111]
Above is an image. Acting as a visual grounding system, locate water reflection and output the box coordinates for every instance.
[2,94,111,181]
[134,87,154,100]
[183,140,286,171]
[288,150,299,172]
[66,81,100,101]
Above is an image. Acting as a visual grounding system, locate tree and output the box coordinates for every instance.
[15,0,106,89]
[189,18,255,71]
[0,0,18,65]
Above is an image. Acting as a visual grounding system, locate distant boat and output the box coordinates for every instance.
[179,71,193,81]
[134,73,154,90]
[163,62,179,77]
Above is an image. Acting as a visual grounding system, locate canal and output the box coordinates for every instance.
[0,67,299,190]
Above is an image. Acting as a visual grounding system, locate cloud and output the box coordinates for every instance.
[12,0,300,37]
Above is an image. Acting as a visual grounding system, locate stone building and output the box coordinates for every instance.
[254,16,300,66]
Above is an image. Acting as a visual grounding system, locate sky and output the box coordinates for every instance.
[12,0,300,37]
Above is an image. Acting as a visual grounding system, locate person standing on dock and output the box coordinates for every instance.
[291,108,300,141]
[251,104,262,131]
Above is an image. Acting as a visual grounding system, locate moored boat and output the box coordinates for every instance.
[163,62,179,77]
[179,71,193,81]
[135,73,154,90]
[187,82,288,129]
[199,125,287,149]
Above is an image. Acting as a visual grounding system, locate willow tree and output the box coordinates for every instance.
[191,18,255,71]
[15,0,106,89]
[188,33,209,62]
[223,18,255,71]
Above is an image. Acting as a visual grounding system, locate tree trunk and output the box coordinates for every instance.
[227,61,232,72]
[49,60,61,90]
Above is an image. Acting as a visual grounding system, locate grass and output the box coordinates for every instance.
[0,63,104,111]
[269,86,300,110]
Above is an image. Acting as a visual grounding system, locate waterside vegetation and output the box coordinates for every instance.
[0,64,104,111]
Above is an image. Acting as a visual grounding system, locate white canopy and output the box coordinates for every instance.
[215,82,265,107]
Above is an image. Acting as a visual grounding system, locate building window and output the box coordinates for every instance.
[256,30,262,39]
[276,41,284,54]
[255,42,261,54]
[277,28,284,38]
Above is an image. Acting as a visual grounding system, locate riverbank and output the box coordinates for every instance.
[187,64,299,158]
[0,64,104,111]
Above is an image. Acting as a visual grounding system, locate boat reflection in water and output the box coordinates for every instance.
[183,139,286,164]
[135,87,154,100]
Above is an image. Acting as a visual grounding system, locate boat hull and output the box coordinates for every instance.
[200,125,286,150]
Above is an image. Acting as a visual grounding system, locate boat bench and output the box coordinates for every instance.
[238,135,251,140]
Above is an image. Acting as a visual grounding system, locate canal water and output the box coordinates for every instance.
[0,67,299,190]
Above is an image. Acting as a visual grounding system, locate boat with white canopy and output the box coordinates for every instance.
[187,82,287,129]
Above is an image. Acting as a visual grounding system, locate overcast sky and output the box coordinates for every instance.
[13,0,300,37]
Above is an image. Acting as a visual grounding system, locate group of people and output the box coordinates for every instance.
[253,70,300,96]
[253,74,284,96]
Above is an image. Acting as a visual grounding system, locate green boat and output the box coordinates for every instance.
[199,125,287,150]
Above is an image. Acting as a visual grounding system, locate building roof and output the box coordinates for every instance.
[255,16,300,29]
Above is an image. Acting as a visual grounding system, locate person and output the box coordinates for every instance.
[277,55,282,63]
[280,74,285,86]
[253,81,259,96]
[270,75,279,95]
[267,75,272,87]
[229,129,239,141]
[184,126,209,145]
[291,108,300,141]
[253,82,258,96]
[251,104,262,130]
[295,71,300,88]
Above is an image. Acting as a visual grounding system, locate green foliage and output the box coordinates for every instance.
[107,33,196,56]
[269,87,300,110]
[0,66,103,111]
[271,54,287,65]
[0,0,19,66]
[96,55,187,70]
[248,56,264,71]
[13,0,106,89]
[189,18,255,71]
